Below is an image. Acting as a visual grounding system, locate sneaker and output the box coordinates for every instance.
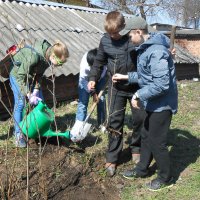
[132,153,140,164]
[146,177,174,191]
[122,168,148,180]
[105,163,116,177]
[15,134,26,148]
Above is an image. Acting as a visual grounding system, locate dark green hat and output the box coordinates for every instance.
[119,16,148,36]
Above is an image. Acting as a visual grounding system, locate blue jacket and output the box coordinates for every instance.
[128,33,178,114]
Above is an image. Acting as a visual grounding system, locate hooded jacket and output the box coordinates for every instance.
[128,33,178,114]
[10,39,51,95]
[89,33,139,94]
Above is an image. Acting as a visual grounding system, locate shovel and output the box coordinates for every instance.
[170,25,176,51]
[70,87,106,142]
[170,25,176,60]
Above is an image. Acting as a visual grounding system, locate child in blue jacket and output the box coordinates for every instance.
[112,17,178,191]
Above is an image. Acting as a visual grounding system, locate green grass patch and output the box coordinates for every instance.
[121,80,200,200]
[0,80,199,199]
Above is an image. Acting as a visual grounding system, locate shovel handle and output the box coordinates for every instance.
[170,26,176,51]
[84,89,105,123]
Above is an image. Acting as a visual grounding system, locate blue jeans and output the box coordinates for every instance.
[76,77,106,126]
[9,75,43,135]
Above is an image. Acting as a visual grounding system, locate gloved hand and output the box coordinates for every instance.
[32,88,40,96]
[27,89,42,105]
[29,95,42,105]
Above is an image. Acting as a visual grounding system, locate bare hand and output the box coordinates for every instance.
[170,48,176,59]
[88,81,96,91]
[112,73,128,83]
[171,48,176,55]
[131,99,141,109]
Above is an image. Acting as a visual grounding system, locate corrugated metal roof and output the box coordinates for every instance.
[0,0,199,82]
[175,29,200,35]
[0,0,107,81]
[16,0,110,14]
[160,29,200,36]
[1,1,106,33]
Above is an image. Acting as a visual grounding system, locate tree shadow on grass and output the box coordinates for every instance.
[116,128,200,180]
[54,113,76,132]
[54,113,98,132]
[0,133,11,140]
[0,127,14,140]
[168,128,200,181]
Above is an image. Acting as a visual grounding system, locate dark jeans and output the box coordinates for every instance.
[135,110,172,182]
[129,108,146,154]
[106,88,145,163]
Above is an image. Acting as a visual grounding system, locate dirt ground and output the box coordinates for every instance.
[0,136,129,200]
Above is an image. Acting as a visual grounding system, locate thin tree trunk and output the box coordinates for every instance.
[139,0,146,20]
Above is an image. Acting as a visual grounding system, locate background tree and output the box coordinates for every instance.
[163,0,200,28]
[49,0,200,28]
[97,0,170,20]
[182,0,200,28]
[97,0,200,28]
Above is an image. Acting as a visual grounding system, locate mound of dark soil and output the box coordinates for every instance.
[0,139,122,200]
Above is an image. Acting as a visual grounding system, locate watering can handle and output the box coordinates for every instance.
[36,101,45,110]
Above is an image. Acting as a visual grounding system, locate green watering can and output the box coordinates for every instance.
[19,101,70,140]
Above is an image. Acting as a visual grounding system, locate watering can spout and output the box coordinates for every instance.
[43,129,70,139]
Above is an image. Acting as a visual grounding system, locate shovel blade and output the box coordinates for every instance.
[70,120,92,142]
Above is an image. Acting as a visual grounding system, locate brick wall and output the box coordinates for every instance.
[175,38,200,58]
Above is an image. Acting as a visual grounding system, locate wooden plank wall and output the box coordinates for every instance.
[0,74,79,120]
[176,63,199,80]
